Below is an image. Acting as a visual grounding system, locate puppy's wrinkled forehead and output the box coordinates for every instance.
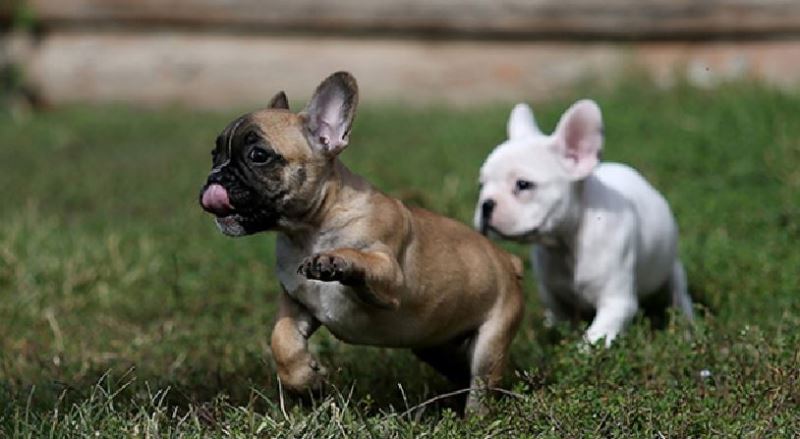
[481,141,533,179]
[481,139,564,183]
[218,109,311,161]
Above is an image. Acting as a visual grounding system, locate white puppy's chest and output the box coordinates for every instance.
[533,245,601,310]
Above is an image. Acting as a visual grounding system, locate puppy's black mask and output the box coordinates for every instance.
[199,115,290,236]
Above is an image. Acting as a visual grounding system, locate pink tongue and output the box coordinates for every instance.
[201,184,233,214]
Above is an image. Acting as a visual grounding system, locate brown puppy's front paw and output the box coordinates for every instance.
[297,253,362,285]
[277,356,328,393]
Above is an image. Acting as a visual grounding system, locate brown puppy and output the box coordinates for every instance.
[199,72,524,413]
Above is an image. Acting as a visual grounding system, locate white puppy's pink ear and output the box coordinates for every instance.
[507,103,541,140]
[553,99,603,179]
[302,71,359,156]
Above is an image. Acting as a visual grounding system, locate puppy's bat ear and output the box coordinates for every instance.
[267,91,289,110]
[507,103,541,140]
[553,99,603,180]
[302,71,359,156]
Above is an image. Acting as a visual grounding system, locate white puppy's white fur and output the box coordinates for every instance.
[475,100,693,346]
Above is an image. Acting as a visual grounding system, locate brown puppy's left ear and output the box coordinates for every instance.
[268,91,290,110]
[302,71,359,156]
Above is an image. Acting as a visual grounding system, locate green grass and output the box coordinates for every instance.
[1,81,799,437]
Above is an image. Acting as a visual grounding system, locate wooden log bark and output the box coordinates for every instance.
[29,0,800,39]
[0,2,15,25]
[26,33,800,108]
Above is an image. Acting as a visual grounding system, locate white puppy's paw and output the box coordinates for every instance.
[584,327,617,348]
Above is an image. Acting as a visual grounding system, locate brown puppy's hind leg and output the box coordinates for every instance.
[411,336,473,415]
[465,289,524,415]
[270,289,324,392]
[412,331,475,387]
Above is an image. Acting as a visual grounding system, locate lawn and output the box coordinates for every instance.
[0,81,798,437]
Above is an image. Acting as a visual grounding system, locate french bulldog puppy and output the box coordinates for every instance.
[199,72,524,413]
[474,100,693,347]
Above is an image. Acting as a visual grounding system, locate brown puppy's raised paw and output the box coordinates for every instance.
[297,253,363,285]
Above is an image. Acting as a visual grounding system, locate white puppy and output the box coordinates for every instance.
[474,100,693,346]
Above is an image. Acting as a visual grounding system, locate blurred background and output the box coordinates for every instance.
[2,0,800,109]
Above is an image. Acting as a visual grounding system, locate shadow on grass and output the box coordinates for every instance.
[0,339,478,426]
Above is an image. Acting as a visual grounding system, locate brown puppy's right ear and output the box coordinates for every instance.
[302,71,359,156]
[267,91,290,110]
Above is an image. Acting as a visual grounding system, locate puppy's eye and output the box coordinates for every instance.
[244,131,260,146]
[248,147,271,164]
[515,179,535,192]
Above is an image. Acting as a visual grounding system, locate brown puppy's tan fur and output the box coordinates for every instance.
[205,73,523,414]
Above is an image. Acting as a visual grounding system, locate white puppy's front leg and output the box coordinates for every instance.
[586,250,639,347]
[585,294,638,347]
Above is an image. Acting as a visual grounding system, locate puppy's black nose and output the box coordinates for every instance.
[481,199,496,221]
